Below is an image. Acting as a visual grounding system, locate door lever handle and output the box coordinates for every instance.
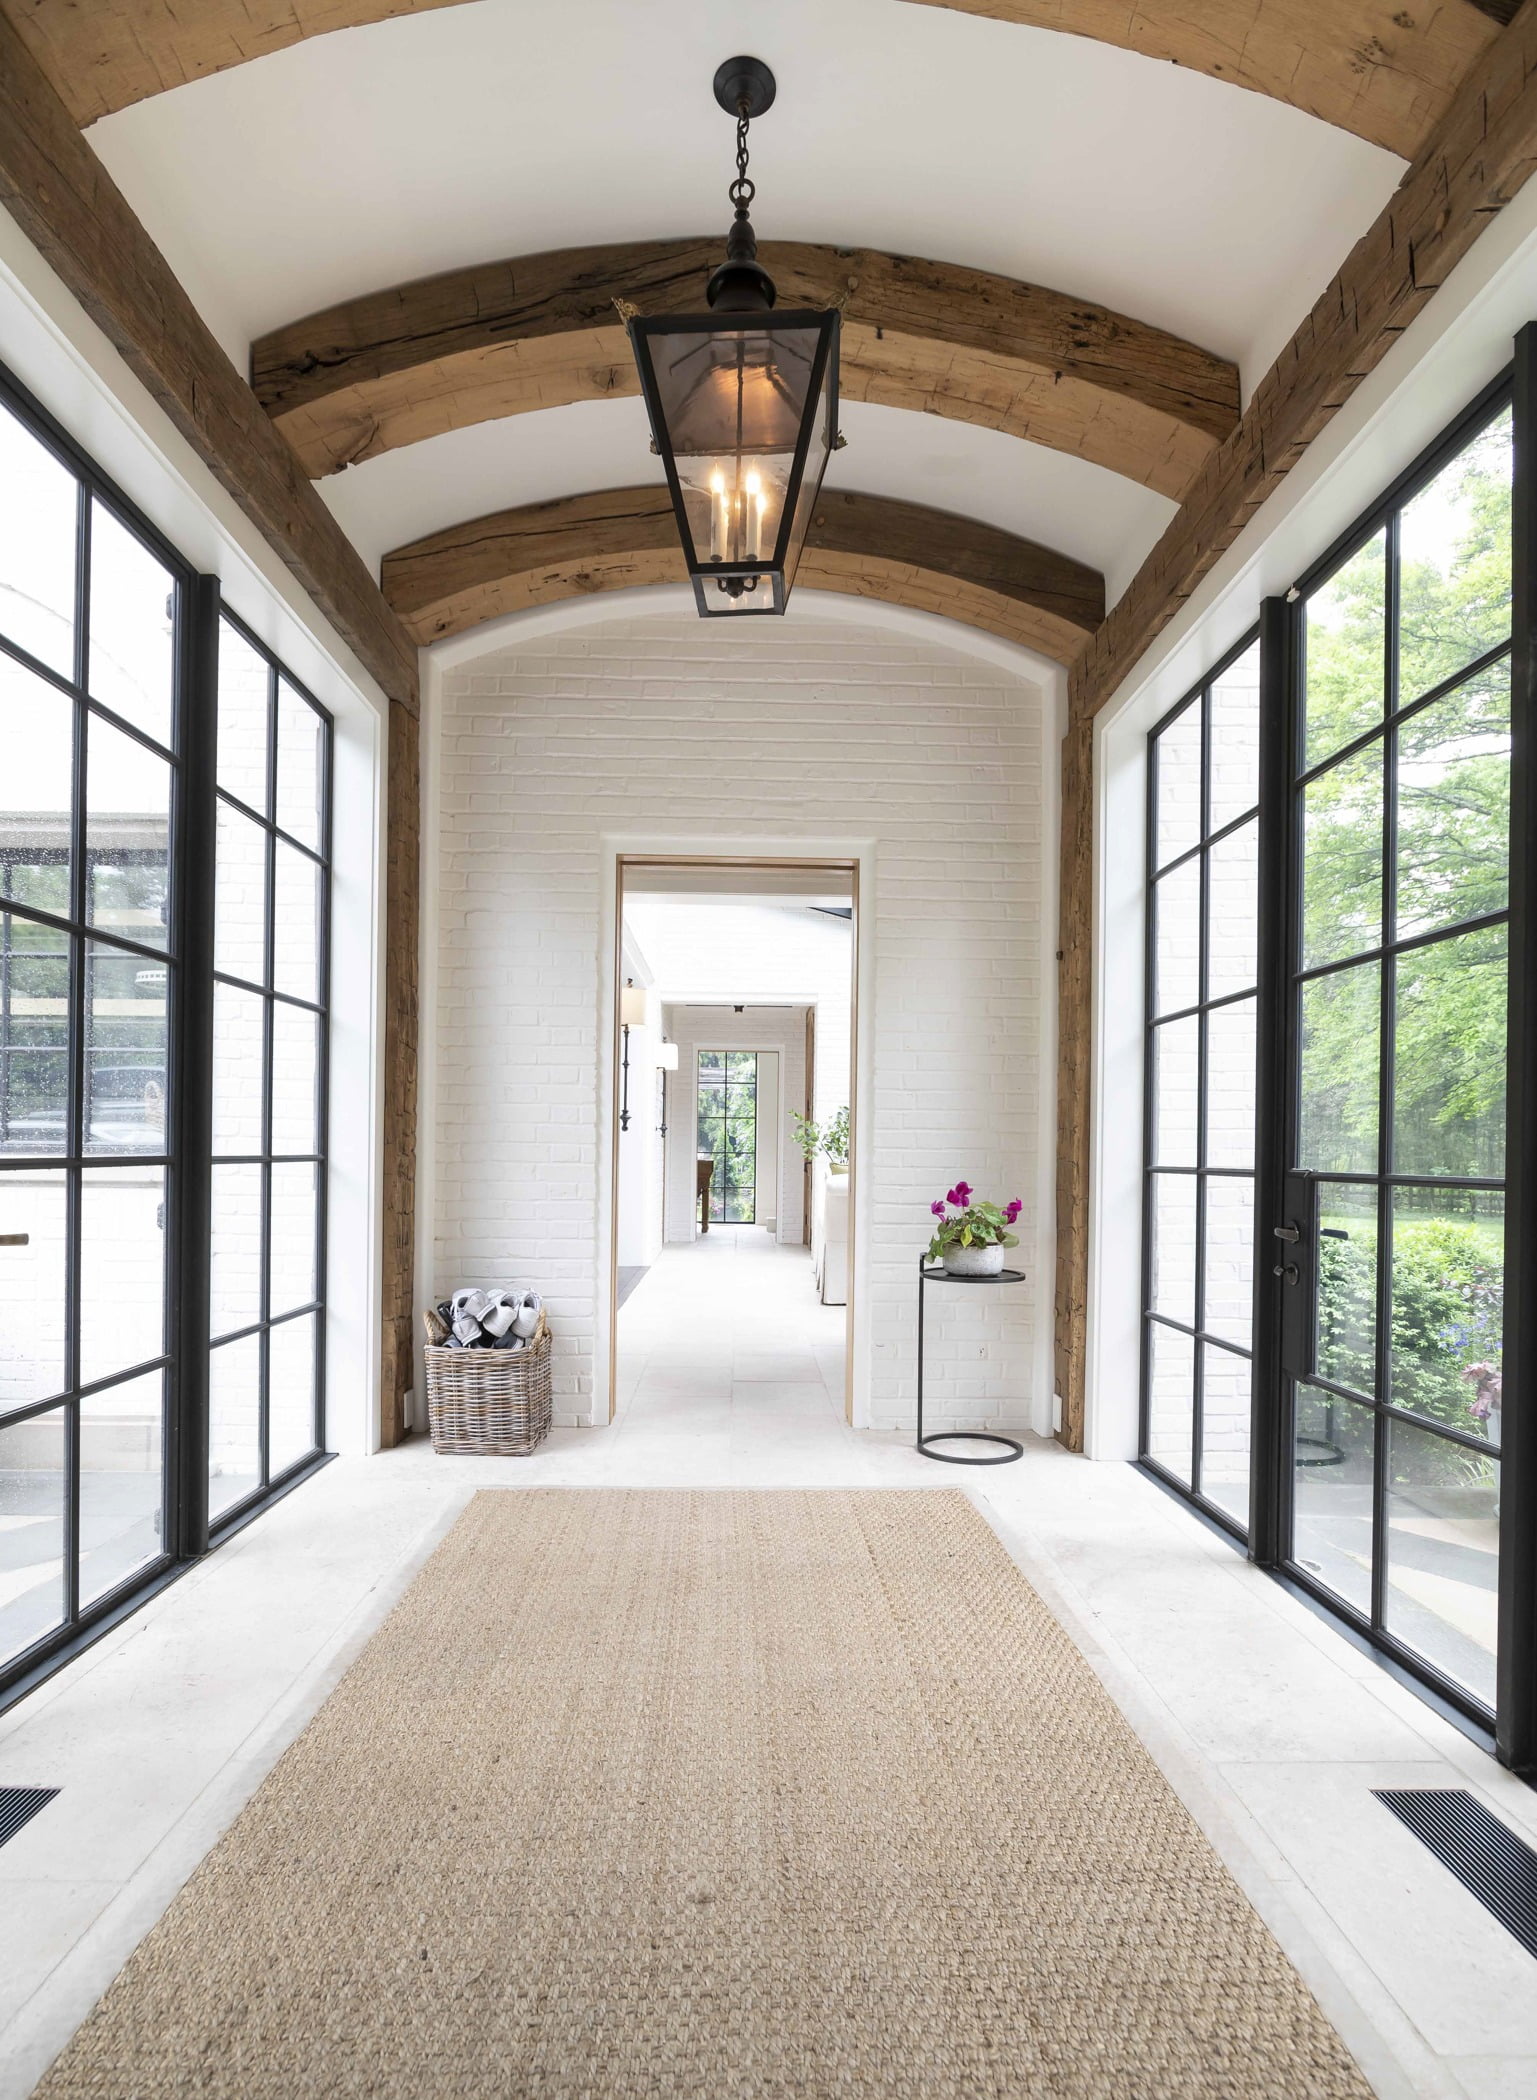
[1272,1223,1300,1243]
[0,1233,28,1246]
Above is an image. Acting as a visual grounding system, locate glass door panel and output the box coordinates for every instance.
[1141,636,1261,1533]
[1280,393,1511,1719]
[697,1049,758,1224]
[0,409,178,1690]
[208,615,329,1513]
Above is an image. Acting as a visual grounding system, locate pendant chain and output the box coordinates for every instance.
[728,102,755,216]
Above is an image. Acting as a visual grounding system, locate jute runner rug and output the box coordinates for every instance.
[36,1489,1373,2098]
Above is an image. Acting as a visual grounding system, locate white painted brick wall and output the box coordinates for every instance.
[433,614,1047,1432]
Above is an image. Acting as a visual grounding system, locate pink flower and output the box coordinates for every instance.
[948,1181,973,1208]
[930,1199,946,1217]
[1005,1199,1023,1224]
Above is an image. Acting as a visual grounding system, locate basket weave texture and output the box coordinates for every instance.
[424,1310,552,1455]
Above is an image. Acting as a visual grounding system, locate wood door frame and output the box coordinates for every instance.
[609,854,861,1425]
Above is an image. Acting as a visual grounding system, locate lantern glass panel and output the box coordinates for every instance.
[649,321,820,562]
[781,346,836,595]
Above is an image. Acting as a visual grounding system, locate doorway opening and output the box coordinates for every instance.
[610,858,857,1434]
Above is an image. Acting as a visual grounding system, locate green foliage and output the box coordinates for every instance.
[1299,411,1511,1181]
[1316,1215,1502,1462]
[926,1201,1020,1265]
[790,1106,849,1167]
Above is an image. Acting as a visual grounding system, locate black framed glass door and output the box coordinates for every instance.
[0,372,185,1675]
[1143,353,1537,1765]
[1274,385,1512,1719]
[698,1051,757,1223]
[0,357,334,1710]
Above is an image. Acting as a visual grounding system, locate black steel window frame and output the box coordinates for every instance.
[697,1049,758,1224]
[0,358,189,1698]
[1253,368,1518,1747]
[0,358,332,1715]
[1139,626,1262,1539]
[206,607,331,1533]
[1144,362,1536,1769]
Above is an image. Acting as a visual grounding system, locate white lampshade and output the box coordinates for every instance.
[657,1041,680,1071]
[620,984,650,1028]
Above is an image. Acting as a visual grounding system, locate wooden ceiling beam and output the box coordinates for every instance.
[381,486,1106,665]
[910,1,1502,159]
[0,5,419,713]
[1069,0,1537,724]
[6,0,1503,153]
[253,240,1239,503]
[4,0,470,127]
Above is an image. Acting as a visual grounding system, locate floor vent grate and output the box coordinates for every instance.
[1376,1788,1537,1959]
[0,1786,58,1850]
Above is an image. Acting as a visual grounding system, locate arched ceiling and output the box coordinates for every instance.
[28,0,1495,657]
[380,486,1105,662]
[315,400,1179,609]
[19,0,1506,152]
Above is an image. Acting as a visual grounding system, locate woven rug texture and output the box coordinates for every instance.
[34,1487,1374,2098]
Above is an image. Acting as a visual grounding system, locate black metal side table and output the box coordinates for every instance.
[915,1255,1026,1464]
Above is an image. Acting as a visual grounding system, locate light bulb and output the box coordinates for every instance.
[708,468,728,562]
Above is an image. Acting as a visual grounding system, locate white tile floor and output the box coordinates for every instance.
[0,1229,1534,2098]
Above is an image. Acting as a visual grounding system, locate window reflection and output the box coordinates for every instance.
[1293,1386,1374,1617]
[1385,1416,1498,1708]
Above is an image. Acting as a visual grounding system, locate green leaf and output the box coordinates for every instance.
[961,1226,973,1247]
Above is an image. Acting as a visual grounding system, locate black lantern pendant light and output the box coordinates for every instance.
[627,57,841,618]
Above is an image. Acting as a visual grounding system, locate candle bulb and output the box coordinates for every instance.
[709,470,727,563]
[745,469,762,561]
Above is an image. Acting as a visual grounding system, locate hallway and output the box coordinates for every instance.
[615,1228,848,1471]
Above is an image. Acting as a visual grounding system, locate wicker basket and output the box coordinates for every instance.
[424,1309,553,1455]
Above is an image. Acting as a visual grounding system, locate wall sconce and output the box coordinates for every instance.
[656,1037,678,1135]
[619,980,649,1130]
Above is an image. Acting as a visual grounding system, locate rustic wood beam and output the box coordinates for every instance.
[8,0,1502,154]
[0,7,422,1447]
[911,0,1501,159]
[6,0,471,127]
[380,486,1105,664]
[252,240,1239,503]
[1051,0,1537,1450]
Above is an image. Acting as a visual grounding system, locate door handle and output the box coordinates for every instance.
[1272,1223,1300,1243]
[0,1233,28,1246]
[1272,1260,1299,1283]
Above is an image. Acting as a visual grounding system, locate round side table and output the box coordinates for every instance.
[915,1255,1026,1464]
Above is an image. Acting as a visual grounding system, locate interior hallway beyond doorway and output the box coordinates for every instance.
[615,1228,848,1468]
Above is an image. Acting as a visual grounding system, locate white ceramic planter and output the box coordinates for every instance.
[941,1241,1005,1277]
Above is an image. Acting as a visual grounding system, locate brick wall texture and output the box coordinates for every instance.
[434,615,1047,1432]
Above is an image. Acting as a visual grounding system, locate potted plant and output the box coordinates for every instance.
[791,1106,850,1175]
[926,1183,1022,1277]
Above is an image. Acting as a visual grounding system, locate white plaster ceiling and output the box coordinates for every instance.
[319,396,1177,606]
[91,0,1400,376]
[83,0,1405,614]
